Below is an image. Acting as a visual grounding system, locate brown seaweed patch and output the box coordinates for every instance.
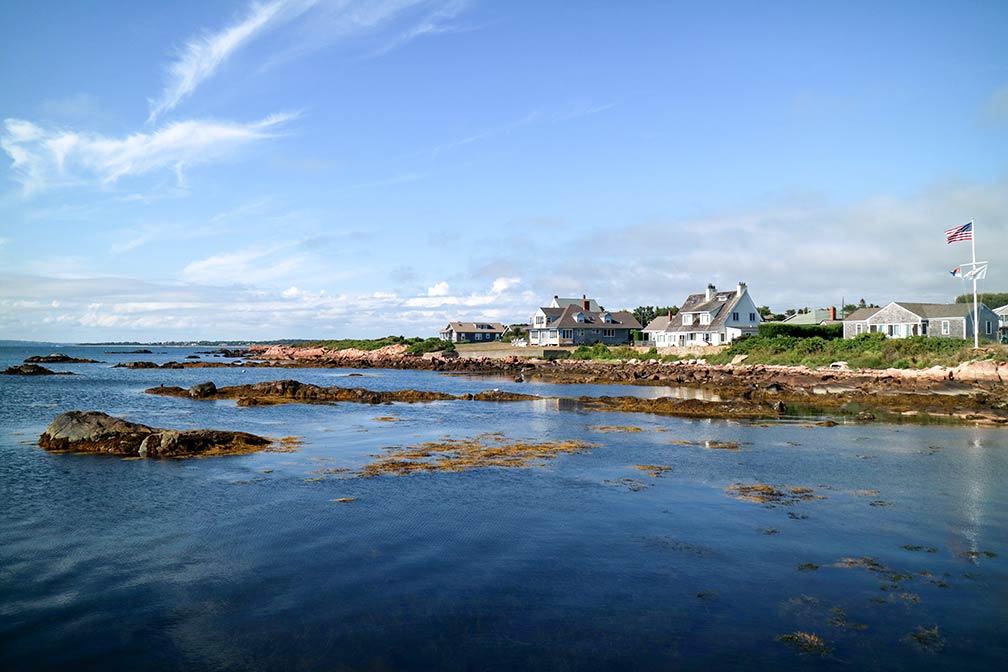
[634,464,672,477]
[358,434,594,477]
[704,440,740,450]
[776,632,831,655]
[907,625,944,653]
[331,497,357,503]
[592,425,646,433]
[267,436,302,453]
[311,467,352,476]
[797,563,819,571]
[849,489,881,497]
[669,439,700,446]
[727,483,823,506]
[828,607,867,630]
[604,477,649,492]
[373,416,399,422]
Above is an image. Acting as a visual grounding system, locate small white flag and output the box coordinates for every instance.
[964,264,987,280]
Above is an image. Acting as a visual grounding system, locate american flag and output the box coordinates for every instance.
[945,221,973,244]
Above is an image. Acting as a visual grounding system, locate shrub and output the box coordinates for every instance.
[406,338,456,355]
[758,323,843,340]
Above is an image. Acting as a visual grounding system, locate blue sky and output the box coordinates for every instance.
[1,0,1006,341]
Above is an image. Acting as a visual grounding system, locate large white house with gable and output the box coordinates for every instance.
[642,282,762,346]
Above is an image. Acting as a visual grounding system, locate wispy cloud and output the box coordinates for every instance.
[1,113,295,195]
[149,0,472,122]
[148,0,312,123]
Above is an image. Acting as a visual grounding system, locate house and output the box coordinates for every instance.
[994,304,1008,341]
[842,302,999,341]
[438,321,505,343]
[781,307,841,325]
[528,295,640,346]
[642,282,761,346]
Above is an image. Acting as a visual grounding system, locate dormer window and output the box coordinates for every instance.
[575,312,585,323]
[699,313,710,325]
[601,312,612,323]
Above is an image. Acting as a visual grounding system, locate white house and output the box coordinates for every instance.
[642,282,761,346]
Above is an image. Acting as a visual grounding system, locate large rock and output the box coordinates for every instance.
[24,353,100,364]
[2,364,73,376]
[38,411,272,458]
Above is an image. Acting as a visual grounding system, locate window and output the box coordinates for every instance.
[888,324,898,337]
[575,312,585,323]
[856,323,863,335]
[475,333,482,340]
[562,329,573,340]
[700,313,710,325]
[603,329,615,338]
[689,332,696,341]
[749,312,756,322]
[732,312,739,321]
[941,320,950,335]
[986,320,992,335]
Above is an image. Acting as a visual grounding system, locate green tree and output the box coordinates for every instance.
[956,292,1008,308]
[630,305,678,327]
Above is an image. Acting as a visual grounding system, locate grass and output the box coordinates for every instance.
[706,332,1008,369]
[569,343,682,362]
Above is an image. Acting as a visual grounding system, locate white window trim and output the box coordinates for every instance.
[941,320,950,335]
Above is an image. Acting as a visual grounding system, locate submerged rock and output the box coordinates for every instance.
[38,410,272,458]
[2,364,74,376]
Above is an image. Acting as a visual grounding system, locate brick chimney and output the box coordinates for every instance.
[582,294,589,310]
[667,309,673,320]
[829,306,837,321]
[705,284,715,301]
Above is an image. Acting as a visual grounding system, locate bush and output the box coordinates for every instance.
[758,323,843,340]
[406,338,456,355]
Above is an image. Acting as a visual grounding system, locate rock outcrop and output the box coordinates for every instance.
[2,364,74,376]
[24,353,101,364]
[38,411,273,457]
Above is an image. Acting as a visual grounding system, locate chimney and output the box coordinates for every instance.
[736,281,746,296]
[582,294,590,310]
[667,309,673,320]
[829,306,837,321]
[705,284,715,301]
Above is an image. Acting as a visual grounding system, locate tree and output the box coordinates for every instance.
[630,305,678,327]
[785,308,796,317]
[956,292,1008,308]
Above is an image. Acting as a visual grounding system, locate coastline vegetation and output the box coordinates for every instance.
[706,332,1008,369]
[302,335,455,354]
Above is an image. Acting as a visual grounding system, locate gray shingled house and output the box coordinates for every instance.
[642,282,761,346]
[438,321,505,343]
[842,302,999,341]
[528,296,640,346]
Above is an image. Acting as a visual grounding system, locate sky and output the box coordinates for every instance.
[1,0,1007,341]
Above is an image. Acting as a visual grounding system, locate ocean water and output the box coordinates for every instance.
[1,345,1005,671]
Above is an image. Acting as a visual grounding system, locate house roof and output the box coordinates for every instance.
[643,287,748,334]
[551,296,602,311]
[534,305,640,330]
[844,302,988,321]
[842,307,879,321]
[783,308,835,325]
[993,304,1008,316]
[443,322,505,333]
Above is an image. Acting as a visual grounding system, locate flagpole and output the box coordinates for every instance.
[971,219,979,348]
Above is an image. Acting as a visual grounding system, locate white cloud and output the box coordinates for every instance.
[1,113,294,195]
[181,242,307,285]
[149,0,471,122]
[148,0,311,123]
[427,281,450,296]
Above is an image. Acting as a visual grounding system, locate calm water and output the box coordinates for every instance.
[1,345,1006,671]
